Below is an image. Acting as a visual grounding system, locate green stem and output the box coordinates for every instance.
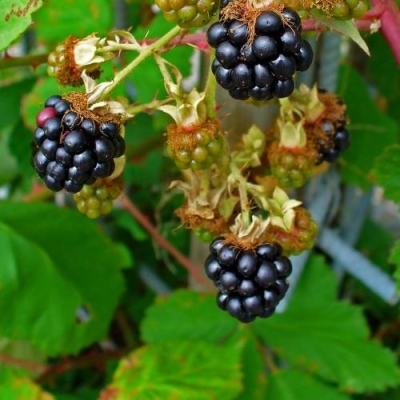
[204,49,217,119]
[98,25,182,101]
[125,98,171,115]
[98,44,139,53]
[231,162,251,226]
[198,170,210,200]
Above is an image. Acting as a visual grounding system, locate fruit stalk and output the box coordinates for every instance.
[120,196,208,285]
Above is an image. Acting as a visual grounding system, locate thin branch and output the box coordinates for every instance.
[0,354,47,374]
[0,53,48,70]
[120,196,208,285]
[36,349,128,384]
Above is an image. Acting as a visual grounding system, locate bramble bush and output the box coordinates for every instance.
[0,0,399,399]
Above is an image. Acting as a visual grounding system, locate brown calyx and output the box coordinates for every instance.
[166,118,221,152]
[54,36,100,87]
[175,205,228,234]
[63,92,121,126]
[220,232,263,252]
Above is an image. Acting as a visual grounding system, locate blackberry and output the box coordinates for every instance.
[207,8,313,101]
[36,107,56,127]
[155,0,218,29]
[307,91,350,164]
[32,95,126,193]
[205,238,292,323]
[316,123,350,164]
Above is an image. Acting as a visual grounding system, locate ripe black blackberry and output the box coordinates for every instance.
[315,120,350,164]
[205,238,292,323]
[32,95,125,193]
[207,7,313,101]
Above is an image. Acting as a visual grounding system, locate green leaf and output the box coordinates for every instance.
[0,127,20,186]
[112,209,148,242]
[266,370,351,400]
[338,65,399,190]
[0,0,43,50]
[367,33,400,126]
[129,14,195,103]
[0,368,53,399]
[253,255,400,393]
[389,240,400,293]
[22,77,77,131]
[374,144,400,203]
[235,334,266,400]
[311,12,369,55]
[124,150,164,187]
[102,341,243,400]
[141,289,237,344]
[0,78,36,128]
[33,0,113,44]
[0,202,125,355]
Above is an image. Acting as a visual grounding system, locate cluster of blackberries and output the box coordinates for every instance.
[33,95,125,193]
[205,238,292,323]
[316,119,350,164]
[207,8,313,101]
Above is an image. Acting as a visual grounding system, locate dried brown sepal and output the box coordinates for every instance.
[63,92,121,126]
[48,36,101,87]
[219,232,265,252]
[175,205,229,235]
[166,118,221,153]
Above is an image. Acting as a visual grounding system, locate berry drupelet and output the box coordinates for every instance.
[205,237,292,323]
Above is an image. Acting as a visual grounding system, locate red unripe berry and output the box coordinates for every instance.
[36,107,57,128]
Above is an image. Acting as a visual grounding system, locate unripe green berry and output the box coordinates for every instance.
[351,1,368,17]
[100,200,113,214]
[87,209,101,219]
[192,146,209,163]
